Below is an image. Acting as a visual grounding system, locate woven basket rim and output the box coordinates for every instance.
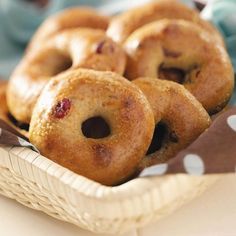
[2,145,220,201]
[0,144,221,230]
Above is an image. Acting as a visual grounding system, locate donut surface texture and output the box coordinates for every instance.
[133,78,211,169]
[28,7,109,50]
[0,81,8,122]
[29,69,155,186]
[0,81,28,138]
[7,28,126,123]
[124,20,234,114]
[107,0,223,45]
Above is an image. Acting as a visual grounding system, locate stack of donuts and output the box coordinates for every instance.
[2,0,234,185]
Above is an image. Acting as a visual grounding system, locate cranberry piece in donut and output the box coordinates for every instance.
[52,98,71,119]
[96,41,105,54]
[96,40,114,54]
[29,69,154,186]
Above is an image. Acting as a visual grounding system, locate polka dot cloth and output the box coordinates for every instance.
[139,163,168,177]
[183,154,204,175]
[140,107,236,177]
[227,115,236,132]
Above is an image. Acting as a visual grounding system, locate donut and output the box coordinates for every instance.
[0,80,29,138]
[7,28,126,124]
[29,69,155,186]
[133,78,211,169]
[124,19,234,114]
[0,81,9,122]
[107,0,224,45]
[28,7,110,50]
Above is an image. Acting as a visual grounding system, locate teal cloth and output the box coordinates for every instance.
[0,0,120,78]
[0,0,193,78]
[201,0,236,71]
[1,0,118,45]
[200,0,236,105]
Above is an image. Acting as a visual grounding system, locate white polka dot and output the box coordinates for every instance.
[139,163,168,177]
[18,137,29,146]
[183,154,205,175]
[227,115,236,132]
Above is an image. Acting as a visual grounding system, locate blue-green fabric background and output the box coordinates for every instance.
[0,0,198,78]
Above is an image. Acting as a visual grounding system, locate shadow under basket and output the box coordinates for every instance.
[0,145,219,234]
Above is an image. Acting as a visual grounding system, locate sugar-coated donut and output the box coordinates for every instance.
[124,20,234,114]
[29,69,155,186]
[28,7,110,50]
[7,28,126,124]
[107,0,223,45]
[133,78,211,169]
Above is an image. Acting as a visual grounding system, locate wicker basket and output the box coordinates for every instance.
[0,144,219,234]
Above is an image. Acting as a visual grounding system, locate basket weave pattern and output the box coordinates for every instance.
[0,145,219,234]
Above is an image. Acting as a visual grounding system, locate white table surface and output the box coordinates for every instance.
[0,175,235,236]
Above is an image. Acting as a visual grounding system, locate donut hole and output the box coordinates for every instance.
[50,54,72,76]
[158,66,186,84]
[82,116,111,139]
[146,122,168,155]
[158,64,201,84]
[40,50,72,76]
[7,113,29,131]
[146,122,179,155]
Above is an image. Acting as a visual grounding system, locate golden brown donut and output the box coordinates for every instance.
[0,81,8,122]
[28,7,110,50]
[124,19,234,114]
[7,28,126,124]
[0,80,28,138]
[133,78,211,169]
[29,69,155,186]
[107,0,224,45]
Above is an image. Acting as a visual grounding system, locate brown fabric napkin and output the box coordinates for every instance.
[0,107,236,176]
[0,119,38,152]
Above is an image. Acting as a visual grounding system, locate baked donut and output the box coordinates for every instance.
[28,7,110,50]
[107,0,224,45]
[0,81,9,122]
[133,78,211,168]
[0,80,29,138]
[7,28,126,124]
[29,69,155,186]
[124,20,234,114]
